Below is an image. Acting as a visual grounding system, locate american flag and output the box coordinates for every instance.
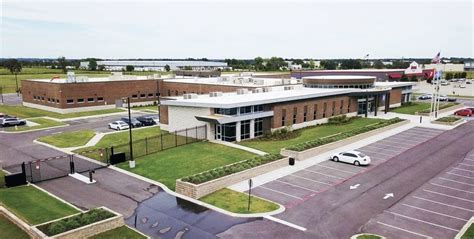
[431,52,441,64]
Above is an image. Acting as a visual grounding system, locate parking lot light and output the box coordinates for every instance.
[123,97,135,168]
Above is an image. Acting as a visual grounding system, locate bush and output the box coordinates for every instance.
[38,208,115,236]
[182,154,284,184]
[259,127,301,141]
[286,118,404,152]
[435,116,461,123]
[328,115,358,125]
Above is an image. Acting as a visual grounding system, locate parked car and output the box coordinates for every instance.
[447,97,457,102]
[136,116,156,126]
[121,117,143,128]
[466,81,472,84]
[438,95,448,101]
[418,94,432,100]
[331,150,371,166]
[454,109,473,117]
[0,117,26,127]
[108,121,130,130]
[441,81,450,86]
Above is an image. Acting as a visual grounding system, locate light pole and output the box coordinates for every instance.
[125,97,135,168]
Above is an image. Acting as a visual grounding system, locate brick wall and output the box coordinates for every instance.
[389,88,402,105]
[159,105,169,124]
[176,157,289,199]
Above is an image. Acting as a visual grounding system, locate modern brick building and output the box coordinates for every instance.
[160,76,415,142]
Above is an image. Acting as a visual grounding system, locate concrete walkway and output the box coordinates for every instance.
[210,140,267,156]
[62,132,105,152]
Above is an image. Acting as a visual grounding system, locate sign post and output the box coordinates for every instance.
[248,179,253,212]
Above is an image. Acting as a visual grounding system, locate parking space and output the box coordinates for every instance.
[250,127,445,209]
[363,150,474,238]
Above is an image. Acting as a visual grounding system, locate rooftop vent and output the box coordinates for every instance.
[252,88,263,93]
[183,93,198,99]
[209,92,223,97]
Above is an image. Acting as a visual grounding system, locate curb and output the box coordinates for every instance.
[0,123,69,134]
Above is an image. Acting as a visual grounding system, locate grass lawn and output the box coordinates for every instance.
[390,102,431,115]
[4,117,67,132]
[0,170,4,188]
[201,188,279,214]
[0,185,79,225]
[116,142,255,190]
[462,223,474,239]
[239,117,384,154]
[37,129,96,148]
[90,225,146,239]
[0,215,30,239]
[356,235,382,239]
[0,105,124,119]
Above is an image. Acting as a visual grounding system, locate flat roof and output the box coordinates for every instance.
[92,60,228,67]
[27,75,156,83]
[374,81,416,87]
[302,75,377,80]
[296,69,404,73]
[163,76,299,87]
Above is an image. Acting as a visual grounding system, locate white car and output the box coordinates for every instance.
[438,95,448,101]
[331,150,371,166]
[108,121,129,130]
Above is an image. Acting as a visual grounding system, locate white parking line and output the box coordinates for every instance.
[264,216,307,231]
[314,164,358,175]
[387,211,459,232]
[259,186,303,200]
[423,189,474,203]
[447,172,474,180]
[288,174,332,186]
[378,139,415,147]
[439,177,474,187]
[363,145,401,153]
[275,179,319,193]
[452,167,474,173]
[303,169,345,180]
[459,163,474,167]
[401,203,468,221]
[413,196,474,213]
[388,136,424,143]
[376,221,431,238]
[430,182,474,194]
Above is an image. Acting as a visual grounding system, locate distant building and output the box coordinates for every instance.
[423,63,465,72]
[79,60,229,71]
[464,61,474,71]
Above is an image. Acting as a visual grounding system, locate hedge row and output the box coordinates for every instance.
[286,118,404,152]
[181,154,283,185]
[37,208,115,236]
[435,116,461,123]
[418,102,458,114]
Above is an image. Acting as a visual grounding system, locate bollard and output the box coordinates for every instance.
[419,116,422,123]
[89,170,95,183]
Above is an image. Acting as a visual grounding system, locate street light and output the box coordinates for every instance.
[123,97,135,168]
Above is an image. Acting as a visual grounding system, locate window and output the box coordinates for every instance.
[148,93,153,97]
[47,98,51,103]
[222,122,237,142]
[77,98,84,103]
[183,91,186,95]
[292,107,297,124]
[253,105,263,112]
[132,94,138,99]
[240,120,251,140]
[140,94,146,98]
[323,102,327,118]
[303,106,308,122]
[332,101,336,116]
[97,97,104,102]
[340,100,344,114]
[254,118,263,137]
[175,90,178,96]
[56,99,60,104]
[67,99,74,104]
[214,108,238,115]
[168,90,171,96]
[88,98,94,102]
[239,106,252,115]
[313,104,317,120]
[281,109,286,126]
[41,97,45,101]
[156,93,160,97]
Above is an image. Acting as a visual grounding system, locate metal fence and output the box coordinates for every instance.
[77,125,207,162]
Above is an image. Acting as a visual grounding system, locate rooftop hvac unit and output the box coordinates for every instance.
[236,89,249,95]
[67,71,76,83]
[252,88,263,93]
[263,87,273,92]
[284,86,294,91]
[209,92,223,97]
[183,93,198,99]
[253,79,265,85]
[233,78,243,84]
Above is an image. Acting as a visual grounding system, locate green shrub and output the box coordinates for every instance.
[435,116,461,123]
[181,154,284,184]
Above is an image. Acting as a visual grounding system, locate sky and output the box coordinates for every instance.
[1,0,473,59]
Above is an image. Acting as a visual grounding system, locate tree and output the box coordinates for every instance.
[57,56,67,73]
[265,57,286,71]
[400,74,409,82]
[461,72,467,78]
[373,60,384,69]
[4,59,22,95]
[445,72,453,80]
[88,59,98,71]
[410,75,418,82]
[254,57,264,71]
[321,60,337,70]
[125,65,134,72]
[308,60,316,69]
[98,65,105,71]
[340,59,362,69]
[164,64,171,72]
[184,66,192,70]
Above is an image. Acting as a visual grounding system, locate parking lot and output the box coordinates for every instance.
[250,127,445,210]
[362,149,474,238]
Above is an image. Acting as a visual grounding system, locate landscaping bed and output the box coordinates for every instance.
[36,208,116,237]
[37,129,96,148]
[239,117,384,154]
[200,188,280,214]
[0,185,79,225]
[4,117,67,132]
[286,118,404,152]
[432,116,463,126]
[461,223,474,239]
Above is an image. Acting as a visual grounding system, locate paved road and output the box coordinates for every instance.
[221,121,474,238]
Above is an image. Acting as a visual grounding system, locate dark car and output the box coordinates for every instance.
[136,116,156,126]
[454,109,473,117]
[447,97,457,102]
[120,117,143,128]
[0,117,26,127]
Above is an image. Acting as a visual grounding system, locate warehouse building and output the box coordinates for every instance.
[159,76,415,142]
[79,60,229,71]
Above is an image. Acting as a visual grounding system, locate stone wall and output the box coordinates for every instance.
[176,157,289,199]
[281,120,409,161]
[32,207,124,239]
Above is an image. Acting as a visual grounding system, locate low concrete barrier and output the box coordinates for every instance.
[31,207,124,239]
[280,120,409,161]
[176,157,289,199]
[415,103,464,116]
